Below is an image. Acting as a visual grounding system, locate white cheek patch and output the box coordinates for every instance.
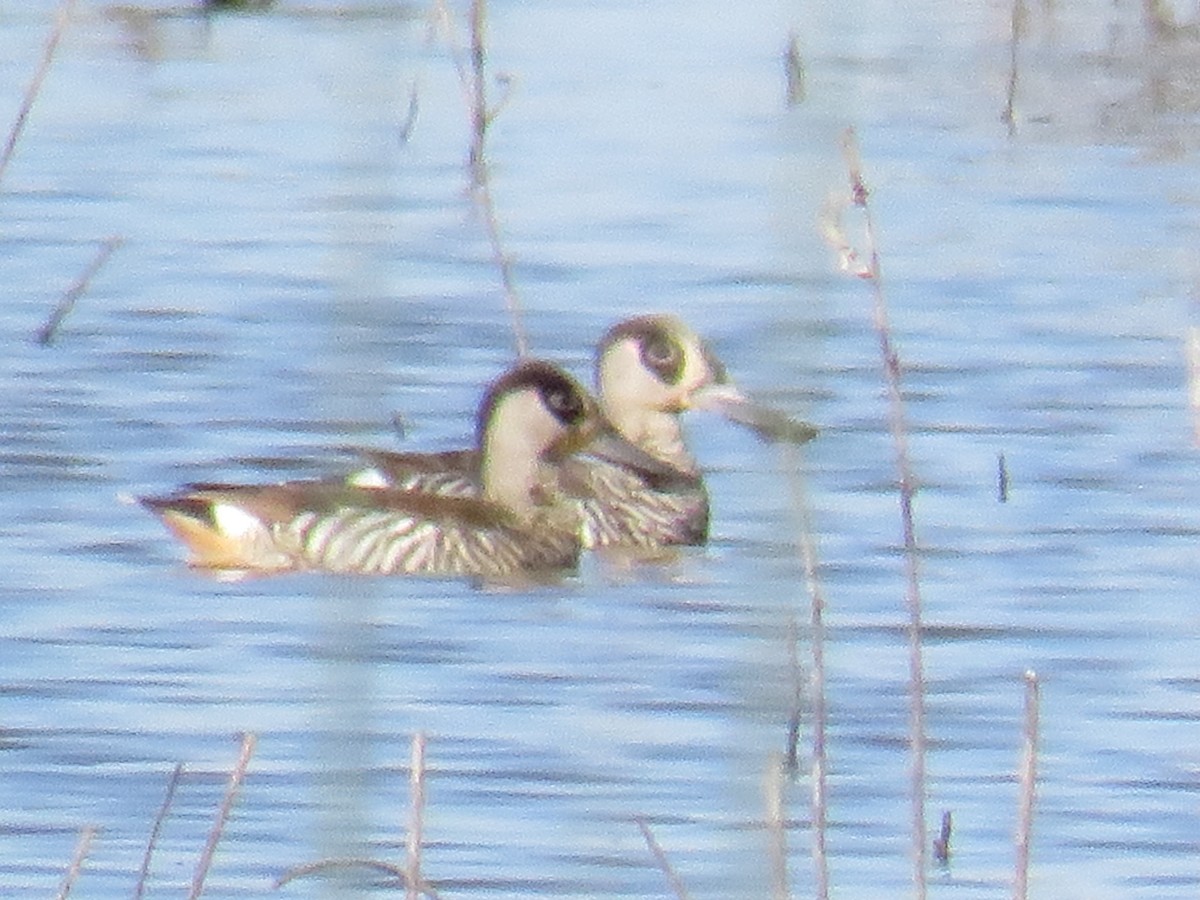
[487,389,560,461]
[608,339,667,396]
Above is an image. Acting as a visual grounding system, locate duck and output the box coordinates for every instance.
[350,315,818,551]
[140,359,662,579]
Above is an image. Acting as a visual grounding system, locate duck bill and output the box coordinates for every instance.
[691,383,819,445]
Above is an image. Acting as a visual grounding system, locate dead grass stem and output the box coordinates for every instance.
[405,732,428,900]
[634,817,692,900]
[823,126,928,899]
[275,732,439,898]
[780,444,829,899]
[1002,0,1026,135]
[1013,670,1040,900]
[133,761,184,900]
[53,824,97,900]
[187,732,257,900]
[0,0,78,188]
[427,0,528,357]
[764,754,791,900]
[34,235,123,346]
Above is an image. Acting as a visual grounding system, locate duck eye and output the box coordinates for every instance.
[641,334,683,383]
[544,386,583,423]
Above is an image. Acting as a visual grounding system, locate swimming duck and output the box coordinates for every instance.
[140,359,655,579]
[351,315,818,551]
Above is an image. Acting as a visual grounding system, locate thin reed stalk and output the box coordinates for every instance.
[134,762,185,900]
[54,824,97,900]
[783,611,803,773]
[274,857,410,889]
[472,166,528,357]
[187,732,257,900]
[1002,0,1026,135]
[405,732,428,900]
[34,235,123,346]
[0,0,78,188]
[427,0,528,356]
[780,444,828,899]
[1186,323,1200,446]
[634,818,692,900]
[784,31,805,106]
[464,0,528,357]
[274,858,440,898]
[467,0,488,178]
[764,754,790,900]
[823,127,928,899]
[932,810,952,865]
[275,733,440,898]
[1013,670,1040,900]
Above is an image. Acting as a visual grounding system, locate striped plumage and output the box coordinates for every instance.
[141,360,624,579]
[351,315,817,551]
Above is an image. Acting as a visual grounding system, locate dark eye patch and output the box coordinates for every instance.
[639,327,684,384]
[478,360,589,446]
[541,381,585,425]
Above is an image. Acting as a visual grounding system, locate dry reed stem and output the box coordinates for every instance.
[274,857,418,890]
[1002,0,1026,135]
[133,762,185,900]
[464,0,528,357]
[275,733,439,898]
[405,732,428,900]
[274,857,441,897]
[1186,325,1200,446]
[187,732,257,900]
[428,0,529,357]
[783,610,803,773]
[780,444,829,899]
[784,31,805,106]
[467,0,488,178]
[1013,670,1040,900]
[34,235,123,346]
[472,167,528,358]
[0,0,78,188]
[634,817,692,900]
[825,127,928,899]
[428,0,475,113]
[932,810,952,864]
[54,824,97,900]
[763,754,790,900]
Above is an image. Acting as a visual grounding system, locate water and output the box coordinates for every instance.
[2,0,1200,897]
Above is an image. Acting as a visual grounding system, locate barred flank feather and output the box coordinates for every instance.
[287,504,577,577]
[566,457,708,549]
